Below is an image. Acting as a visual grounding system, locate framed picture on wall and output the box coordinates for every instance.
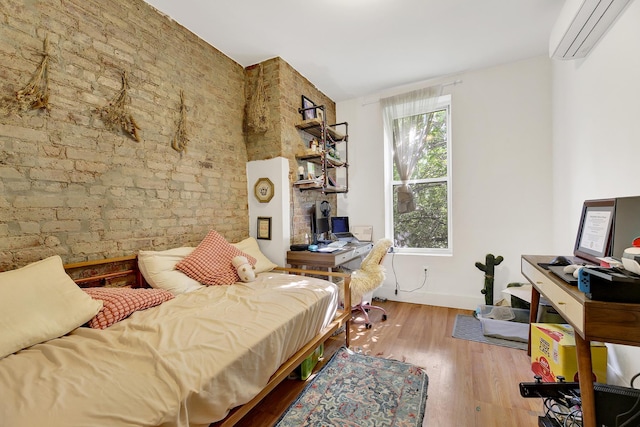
[253,177,274,203]
[257,217,272,240]
[301,95,316,120]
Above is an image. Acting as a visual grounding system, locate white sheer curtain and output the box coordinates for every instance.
[381,85,443,214]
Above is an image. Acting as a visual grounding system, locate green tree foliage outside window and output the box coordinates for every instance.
[392,108,450,250]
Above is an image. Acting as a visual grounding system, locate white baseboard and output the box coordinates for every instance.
[373,288,483,311]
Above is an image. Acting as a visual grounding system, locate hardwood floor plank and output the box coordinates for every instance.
[232,301,543,427]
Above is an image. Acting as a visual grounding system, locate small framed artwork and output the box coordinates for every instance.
[254,177,274,203]
[301,95,316,120]
[257,217,272,240]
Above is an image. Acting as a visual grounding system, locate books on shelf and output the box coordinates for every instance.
[293,178,322,189]
[293,178,346,192]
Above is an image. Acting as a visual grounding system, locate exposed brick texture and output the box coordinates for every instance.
[245,58,338,245]
[0,0,337,270]
[0,0,251,269]
[279,60,338,244]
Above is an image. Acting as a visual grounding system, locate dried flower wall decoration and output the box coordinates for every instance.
[171,90,189,154]
[98,70,140,142]
[245,64,270,133]
[1,34,51,115]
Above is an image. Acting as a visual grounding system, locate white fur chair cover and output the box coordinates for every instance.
[340,239,393,305]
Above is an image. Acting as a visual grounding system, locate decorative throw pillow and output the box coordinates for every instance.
[232,237,278,273]
[176,230,256,285]
[83,287,174,329]
[138,247,203,295]
[0,255,103,359]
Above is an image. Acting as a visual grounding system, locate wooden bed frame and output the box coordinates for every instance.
[63,256,352,427]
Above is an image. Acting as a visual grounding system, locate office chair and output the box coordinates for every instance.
[349,238,393,329]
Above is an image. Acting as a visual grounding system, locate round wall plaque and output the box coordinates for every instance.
[254,177,274,203]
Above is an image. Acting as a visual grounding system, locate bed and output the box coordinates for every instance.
[0,236,351,427]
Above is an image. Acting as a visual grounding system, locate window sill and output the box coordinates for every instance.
[390,250,452,257]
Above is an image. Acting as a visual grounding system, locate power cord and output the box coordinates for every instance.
[616,371,640,427]
[391,251,427,294]
[543,396,582,426]
[536,371,640,427]
[393,251,398,295]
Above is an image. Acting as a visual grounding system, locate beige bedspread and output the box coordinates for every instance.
[0,272,338,427]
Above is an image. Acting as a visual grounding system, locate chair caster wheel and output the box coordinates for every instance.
[365,323,372,329]
[382,314,387,321]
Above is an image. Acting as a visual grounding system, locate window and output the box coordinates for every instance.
[382,89,451,254]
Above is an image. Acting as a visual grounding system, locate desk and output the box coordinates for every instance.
[522,255,640,427]
[287,242,373,270]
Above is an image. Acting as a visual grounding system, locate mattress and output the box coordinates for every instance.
[0,272,338,427]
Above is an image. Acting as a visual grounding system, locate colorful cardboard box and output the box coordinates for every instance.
[531,323,607,383]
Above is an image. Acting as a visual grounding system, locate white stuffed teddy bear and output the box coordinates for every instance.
[232,255,256,282]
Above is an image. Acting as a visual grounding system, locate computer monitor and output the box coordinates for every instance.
[573,196,640,263]
[312,212,329,235]
[331,216,349,234]
[311,206,330,243]
[573,198,615,263]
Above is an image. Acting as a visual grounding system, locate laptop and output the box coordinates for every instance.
[331,217,359,242]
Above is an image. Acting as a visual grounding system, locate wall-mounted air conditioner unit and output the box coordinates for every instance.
[549,0,632,60]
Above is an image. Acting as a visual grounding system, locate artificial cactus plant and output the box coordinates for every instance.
[475,253,504,305]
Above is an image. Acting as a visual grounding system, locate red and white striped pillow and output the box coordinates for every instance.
[175,230,256,285]
[83,287,174,329]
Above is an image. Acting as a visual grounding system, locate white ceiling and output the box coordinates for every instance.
[143,0,564,102]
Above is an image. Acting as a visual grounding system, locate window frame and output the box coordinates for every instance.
[383,94,452,255]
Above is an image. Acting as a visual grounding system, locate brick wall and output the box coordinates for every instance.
[244,59,281,161]
[279,60,338,244]
[0,0,249,269]
[0,1,339,271]
[244,57,338,244]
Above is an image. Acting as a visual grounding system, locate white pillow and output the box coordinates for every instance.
[232,237,278,273]
[0,255,103,359]
[138,247,204,295]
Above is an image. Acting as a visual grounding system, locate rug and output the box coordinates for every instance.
[452,314,528,351]
[275,347,428,427]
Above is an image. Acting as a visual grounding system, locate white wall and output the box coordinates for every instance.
[337,56,554,310]
[247,157,290,266]
[551,0,640,386]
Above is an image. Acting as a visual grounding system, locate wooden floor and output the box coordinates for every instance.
[234,300,544,427]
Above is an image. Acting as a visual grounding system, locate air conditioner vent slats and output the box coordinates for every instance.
[549,0,632,60]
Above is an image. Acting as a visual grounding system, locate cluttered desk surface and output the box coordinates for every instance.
[521,255,640,346]
[522,254,640,427]
[286,242,373,270]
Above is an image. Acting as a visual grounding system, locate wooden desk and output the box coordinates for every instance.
[522,255,640,427]
[287,242,373,270]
